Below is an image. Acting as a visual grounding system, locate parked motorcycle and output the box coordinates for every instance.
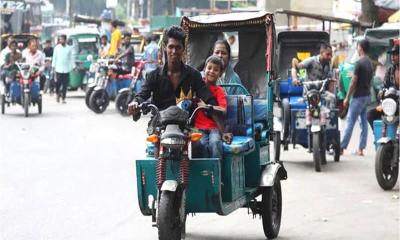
[88,60,131,114]
[374,87,399,190]
[115,60,145,116]
[84,58,108,110]
[1,62,42,117]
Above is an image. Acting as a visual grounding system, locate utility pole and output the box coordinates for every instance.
[127,0,131,20]
[147,0,152,19]
[66,0,73,27]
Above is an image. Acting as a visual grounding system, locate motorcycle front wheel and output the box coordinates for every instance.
[23,92,30,117]
[89,89,109,114]
[115,91,133,116]
[157,190,185,240]
[312,132,322,172]
[375,143,399,190]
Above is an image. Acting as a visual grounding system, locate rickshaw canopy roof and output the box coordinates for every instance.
[183,11,275,97]
[186,11,273,25]
[365,22,400,47]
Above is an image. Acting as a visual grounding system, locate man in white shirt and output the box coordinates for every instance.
[22,39,45,90]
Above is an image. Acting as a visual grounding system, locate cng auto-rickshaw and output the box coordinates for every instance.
[56,26,100,90]
[134,11,287,240]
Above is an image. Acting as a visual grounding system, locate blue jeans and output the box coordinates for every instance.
[194,129,223,159]
[341,95,370,150]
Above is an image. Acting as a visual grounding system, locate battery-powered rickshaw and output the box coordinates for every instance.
[134,11,287,240]
[274,31,341,172]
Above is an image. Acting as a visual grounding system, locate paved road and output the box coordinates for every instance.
[0,92,398,240]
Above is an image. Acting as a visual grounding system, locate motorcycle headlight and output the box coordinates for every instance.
[160,137,186,149]
[382,98,397,116]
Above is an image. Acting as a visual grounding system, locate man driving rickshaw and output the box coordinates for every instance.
[133,12,286,240]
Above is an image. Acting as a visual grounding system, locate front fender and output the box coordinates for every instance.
[260,162,287,187]
[118,87,131,94]
[94,86,104,91]
[377,137,393,144]
[160,180,178,192]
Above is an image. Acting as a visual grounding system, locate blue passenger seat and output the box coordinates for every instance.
[223,95,255,155]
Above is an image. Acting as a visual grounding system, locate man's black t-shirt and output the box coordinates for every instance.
[43,47,53,58]
[353,56,373,97]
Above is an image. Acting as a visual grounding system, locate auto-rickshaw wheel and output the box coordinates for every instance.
[312,132,322,172]
[262,178,282,239]
[282,98,290,143]
[38,96,42,114]
[1,94,5,114]
[273,131,281,161]
[157,190,183,240]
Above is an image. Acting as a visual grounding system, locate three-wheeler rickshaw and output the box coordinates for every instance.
[56,26,100,90]
[134,11,287,240]
[274,31,341,172]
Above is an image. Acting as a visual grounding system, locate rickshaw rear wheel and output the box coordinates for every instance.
[273,131,281,161]
[1,94,5,114]
[375,143,399,190]
[312,132,322,172]
[282,99,290,143]
[38,96,42,114]
[262,178,282,239]
[157,190,183,240]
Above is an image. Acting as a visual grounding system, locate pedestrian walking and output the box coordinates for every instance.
[340,39,373,156]
[52,35,74,103]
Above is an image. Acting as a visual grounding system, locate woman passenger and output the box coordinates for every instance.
[212,40,244,94]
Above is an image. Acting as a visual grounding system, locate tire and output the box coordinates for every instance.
[89,89,109,114]
[1,94,5,114]
[262,179,282,239]
[321,131,327,165]
[333,133,340,162]
[375,143,399,190]
[282,98,290,143]
[85,87,95,110]
[38,96,42,114]
[157,191,183,240]
[23,93,29,117]
[312,132,322,172]
[115,91,133,116]
[273,131,281,161]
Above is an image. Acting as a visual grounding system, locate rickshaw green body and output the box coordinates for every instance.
[337,23,400,103]
[56,26,100,90]
[136,12,285,215]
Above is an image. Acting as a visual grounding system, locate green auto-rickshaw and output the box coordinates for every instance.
[56,26,100,90]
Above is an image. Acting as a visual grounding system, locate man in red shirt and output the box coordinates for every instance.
[194,56,227,158]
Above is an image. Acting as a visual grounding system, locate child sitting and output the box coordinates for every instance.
[194,56,228,158]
